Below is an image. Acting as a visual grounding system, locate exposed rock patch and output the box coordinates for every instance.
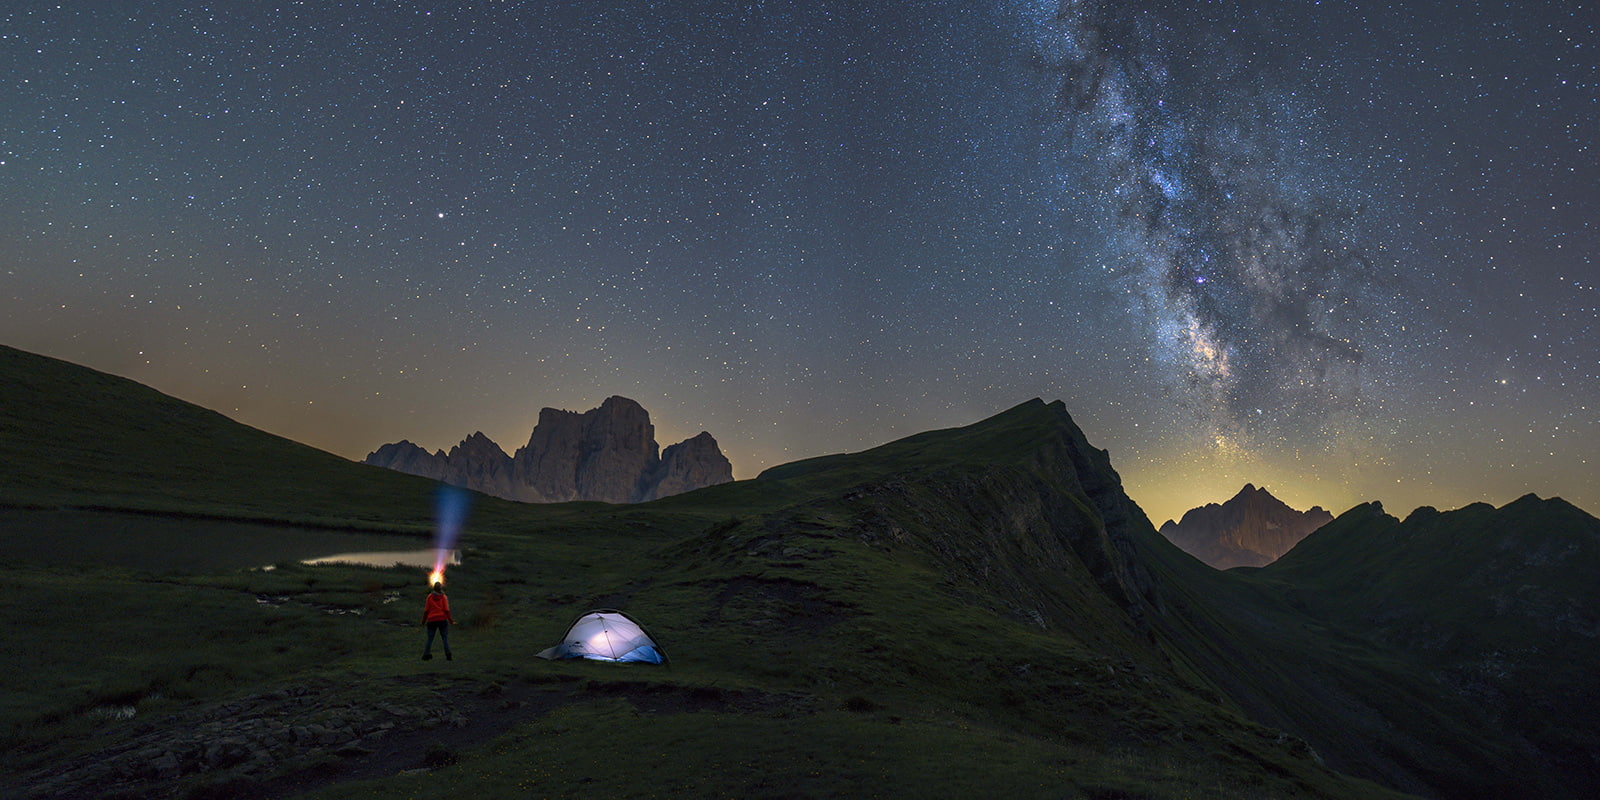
[19,674,806,800]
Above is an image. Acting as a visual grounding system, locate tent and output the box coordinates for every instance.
[536,609,666,664]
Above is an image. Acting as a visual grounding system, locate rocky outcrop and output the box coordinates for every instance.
[360,440,446,480]
[1158,483,1332,569]
[523,396,659,504]
[646,431,734,501]
[363,397,732,503]
[447,432,521,500]
[18,682,464,800]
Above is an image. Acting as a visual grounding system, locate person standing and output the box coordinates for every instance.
[421,582,455,661]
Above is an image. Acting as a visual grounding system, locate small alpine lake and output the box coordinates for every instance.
[0,508,443,572]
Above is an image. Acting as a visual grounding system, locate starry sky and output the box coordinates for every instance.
[3,1,1595,525]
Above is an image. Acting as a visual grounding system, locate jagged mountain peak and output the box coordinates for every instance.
[364,397,731,504]
[1159,483,1332,569]
[598,394,645,411]
[449,431,507,456]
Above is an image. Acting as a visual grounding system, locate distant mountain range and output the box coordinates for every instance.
[1255,494,1600,796]
[363,396,733,503]
[1159,483,1333,568]
[6,342,1600,799]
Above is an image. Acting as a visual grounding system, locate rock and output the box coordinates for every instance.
[204,738,251,769]
[336,741,375,758]
[363,439,449,480]
[644,431,734,500]
[445,432,520,499]
[364,396,734,504]
[136,749,181,779]
[519,396,658,503]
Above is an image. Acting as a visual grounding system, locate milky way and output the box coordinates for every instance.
[2,1,1595,523]
[1018,0,1396,447]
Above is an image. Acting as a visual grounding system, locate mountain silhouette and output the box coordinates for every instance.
[1159,483,1333,568]
[363,397,733,504]
[4,344,1598,798]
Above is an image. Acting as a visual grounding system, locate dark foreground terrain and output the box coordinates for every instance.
[3,344,1596,799]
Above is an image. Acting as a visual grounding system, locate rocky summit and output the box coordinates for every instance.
[1158,483,1333,569]
[362,396,732,503]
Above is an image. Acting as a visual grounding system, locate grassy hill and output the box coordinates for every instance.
[1248,497,1600,795]
[5,344,1591,798]
[1,344,441,529]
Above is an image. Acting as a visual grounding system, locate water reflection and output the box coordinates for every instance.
[0,508,449,572]
[301,549,460,570]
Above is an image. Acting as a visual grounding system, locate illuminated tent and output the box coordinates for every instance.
[536,609,666,664]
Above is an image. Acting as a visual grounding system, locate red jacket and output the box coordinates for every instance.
[424,592,453,623]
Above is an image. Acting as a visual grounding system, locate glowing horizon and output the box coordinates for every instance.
[3,3,1591,537]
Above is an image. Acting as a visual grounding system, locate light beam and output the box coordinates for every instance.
[430,484,471,585]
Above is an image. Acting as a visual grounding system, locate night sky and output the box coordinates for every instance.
[3,1,1595,525]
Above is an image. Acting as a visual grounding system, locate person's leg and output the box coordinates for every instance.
[440,622,452,659]
[423,622,437,659]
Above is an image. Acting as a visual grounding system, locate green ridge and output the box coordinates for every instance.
[6,344,1593,798]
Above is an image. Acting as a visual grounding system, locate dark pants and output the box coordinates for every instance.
[424,620,451,655]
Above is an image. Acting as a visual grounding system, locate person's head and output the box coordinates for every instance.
[432,582,443,593]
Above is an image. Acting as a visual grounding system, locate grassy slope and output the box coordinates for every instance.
[1127,531,1526,798]
[748,395,1600,798]
[1,344,428,528]
[3,346,1413,799]
[919,413,1523,797]
[1244,497,1600,797]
